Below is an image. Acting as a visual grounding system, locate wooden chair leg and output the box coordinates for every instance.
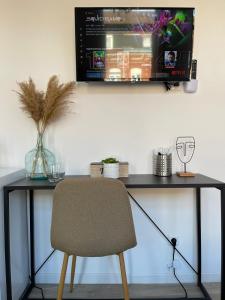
[57,253,69,300]
[118,253,130,300]
[70,255,77,292]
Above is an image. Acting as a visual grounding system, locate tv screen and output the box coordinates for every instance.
[75,7,194,82]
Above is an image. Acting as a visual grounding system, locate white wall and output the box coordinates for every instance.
[1,0,225,288]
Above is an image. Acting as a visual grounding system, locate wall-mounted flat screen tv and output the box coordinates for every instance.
[75,7,194,82]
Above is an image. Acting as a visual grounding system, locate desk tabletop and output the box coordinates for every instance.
[4,174,225,190]
[119,174,225,188]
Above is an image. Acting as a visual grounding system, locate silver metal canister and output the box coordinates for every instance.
[153,152,172,177]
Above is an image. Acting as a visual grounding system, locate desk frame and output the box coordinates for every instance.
[4,174,225,300]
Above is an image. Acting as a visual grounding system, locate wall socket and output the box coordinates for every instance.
[173,259,181,269]
[167,259,181,270]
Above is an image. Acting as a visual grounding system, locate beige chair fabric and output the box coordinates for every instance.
[51,177,137,257]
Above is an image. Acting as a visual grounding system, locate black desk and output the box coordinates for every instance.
[4,174,225,300]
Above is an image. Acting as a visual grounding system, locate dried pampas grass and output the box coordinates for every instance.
[16,75,75,134]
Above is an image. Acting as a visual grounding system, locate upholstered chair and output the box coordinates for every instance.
[51,177,137,300]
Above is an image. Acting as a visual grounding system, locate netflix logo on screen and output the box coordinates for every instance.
[171,70,186,76]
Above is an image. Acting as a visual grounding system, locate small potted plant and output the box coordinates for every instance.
[102,157,119,178]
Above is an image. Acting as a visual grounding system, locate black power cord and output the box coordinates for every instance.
[164,82,172,91]
[164,81,180,91]
[171,238,188,299]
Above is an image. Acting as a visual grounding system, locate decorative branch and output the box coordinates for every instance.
[15,75,75,134]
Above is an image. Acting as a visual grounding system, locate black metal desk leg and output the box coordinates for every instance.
[29,190,35,285]
[4,188,12,300]
[221,188,225,300]
[196,187,202,286]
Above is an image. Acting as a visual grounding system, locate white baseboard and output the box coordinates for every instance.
[35,272,220,285]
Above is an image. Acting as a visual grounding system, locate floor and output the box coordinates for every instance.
[28,283,220,299]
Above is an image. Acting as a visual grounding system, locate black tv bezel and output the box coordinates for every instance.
[75,7,195,83]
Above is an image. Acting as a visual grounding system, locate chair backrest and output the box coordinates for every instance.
[51,177,137,257]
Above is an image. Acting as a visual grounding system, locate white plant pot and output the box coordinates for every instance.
[103,163,119,178]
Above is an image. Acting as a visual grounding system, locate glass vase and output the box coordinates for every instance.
[25,133,56,180]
